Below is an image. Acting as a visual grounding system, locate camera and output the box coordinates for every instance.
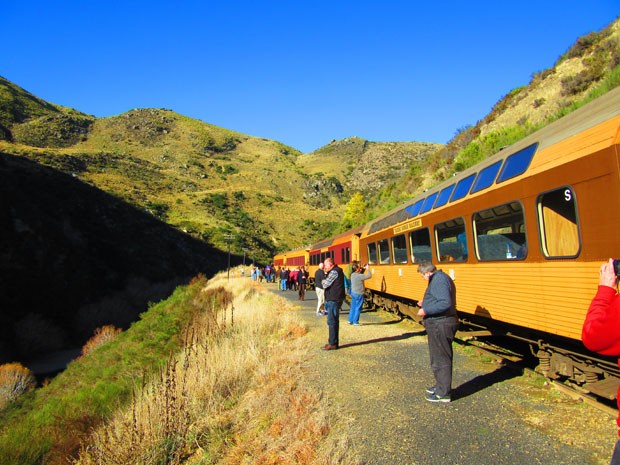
[614,259,620,277]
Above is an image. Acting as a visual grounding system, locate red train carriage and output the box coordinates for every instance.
[306,226,363,286]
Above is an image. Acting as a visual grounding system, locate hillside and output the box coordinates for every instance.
[0,151,228,364]
[0,78,439,363]
[0,88,443,258]
[297,136,442,198]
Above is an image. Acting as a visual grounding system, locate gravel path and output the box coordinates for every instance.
[267,284,618,465]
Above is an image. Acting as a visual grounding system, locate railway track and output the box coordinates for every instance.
[458,332,619,418]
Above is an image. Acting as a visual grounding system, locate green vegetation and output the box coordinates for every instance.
[0,274,356,465]
[454,62,620,173]
[0,277,209,465]
[341,192,367,231]
[454,124,537,172]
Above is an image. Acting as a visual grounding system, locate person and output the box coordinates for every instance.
[321,257,345,350]
[582,258,620,465]
[343,262,354,296]
[279,267,288,291]
[289,267,298,291]
[417,261,458,403]
[297,266,309,301]
[348,263,371,325]
[315,263,326,316]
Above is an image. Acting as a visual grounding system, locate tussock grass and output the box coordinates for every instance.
[0,363,35,410]
[72,273,357,465]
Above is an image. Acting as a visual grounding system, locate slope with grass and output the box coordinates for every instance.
[0,273,356,465]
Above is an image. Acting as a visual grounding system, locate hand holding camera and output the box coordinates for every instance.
[600,258,619,288]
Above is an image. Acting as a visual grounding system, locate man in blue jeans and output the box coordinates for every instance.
[417,262,458,402]
[321,257,345,350]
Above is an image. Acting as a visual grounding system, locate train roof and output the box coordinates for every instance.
[309,225,364,250]
[365,85,620,235]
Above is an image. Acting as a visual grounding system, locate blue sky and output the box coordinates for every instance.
[2,1,619,153]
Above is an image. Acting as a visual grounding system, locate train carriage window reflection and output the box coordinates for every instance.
[405,199,424,217]
[378,238,391,264]
[470,161,502,194]
[435,218,467,262]
[420,192,439,214]
[496,143,538,183]
[367,242,378,265]
[391,234,408,264]
[450,173,477,202]
[474,201,527,261]
[538,187,580,257]
[409,228,431,263]
[434,184,455,209]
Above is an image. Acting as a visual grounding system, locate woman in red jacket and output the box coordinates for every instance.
[582,258,620,465]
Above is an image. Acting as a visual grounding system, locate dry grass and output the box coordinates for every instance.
[0,363,36,409]
[74,271,357,465]
[80,325,122,357]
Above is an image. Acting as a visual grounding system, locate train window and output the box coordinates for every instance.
[433,184,455,209]
[391,234,408,264]
[450,173,477,202]
[496,143,538,183]
[470,161,502,194]
[405,198,424,217]
[474,201,527,261]
[435,218,467,262]
[341,247,351,264]
[378,238,390,264]
[409,228,432,263]
[367,242,378,265]
[420,192,439,214]
[538,187,580,258]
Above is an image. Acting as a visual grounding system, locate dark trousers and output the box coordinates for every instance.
[425,316,459,397]
[325,300,340,346]
[611,439,620,465]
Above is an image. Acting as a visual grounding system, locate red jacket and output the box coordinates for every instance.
[582,285,620,434]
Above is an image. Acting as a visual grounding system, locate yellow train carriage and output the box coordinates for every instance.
[359,86,620,398]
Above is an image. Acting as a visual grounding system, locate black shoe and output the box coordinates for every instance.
[425,386,435,394]
[425,392,450,403]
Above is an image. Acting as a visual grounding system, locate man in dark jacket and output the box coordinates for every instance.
[321,257,345,350]
[417,261,458,402]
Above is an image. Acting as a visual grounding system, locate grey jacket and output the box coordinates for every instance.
[350,268,371,295]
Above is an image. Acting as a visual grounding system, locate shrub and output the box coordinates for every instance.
[0,363,36,409]
[81,326,122,357]
[12,114,93,148]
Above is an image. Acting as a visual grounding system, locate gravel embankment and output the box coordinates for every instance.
[267,283,618,465]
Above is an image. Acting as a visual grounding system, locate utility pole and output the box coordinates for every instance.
[224,234,235,280]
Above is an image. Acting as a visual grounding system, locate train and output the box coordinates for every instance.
[275,85,620,400]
